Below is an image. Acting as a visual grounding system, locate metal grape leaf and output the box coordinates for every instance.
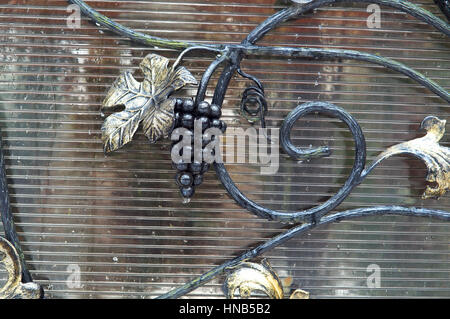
[101,53,197,153]
[223,260,284,299]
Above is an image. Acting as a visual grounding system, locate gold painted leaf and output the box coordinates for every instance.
[142,98,176,143]
[102,71,148,111]
[101,108,143,153]
[0,237,41,299]
[101,53,197,153]
[140,54,197,94]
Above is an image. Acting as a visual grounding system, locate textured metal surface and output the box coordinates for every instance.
[364,115,449,199]
[223,260,285,299]
[0,237,41,299]
[0,0,449,298]
[101,53,197,152]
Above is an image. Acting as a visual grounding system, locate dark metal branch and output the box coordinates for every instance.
[68,0,449,46]
[0,130,32,283]
[67,0,209,50]
[241,46,450,103]
[194,54,228,105]
[172,46,225,70]
[68,0,450,101]
[157,206,450,299]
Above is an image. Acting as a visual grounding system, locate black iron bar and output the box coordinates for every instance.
[157,206,450,299]
[0,130,32,283]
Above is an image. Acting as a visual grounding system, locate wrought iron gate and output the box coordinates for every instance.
[0,0,449,298]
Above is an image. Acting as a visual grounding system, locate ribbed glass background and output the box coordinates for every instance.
[0,0,449,298]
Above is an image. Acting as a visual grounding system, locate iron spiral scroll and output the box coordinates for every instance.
[0,0,448,299]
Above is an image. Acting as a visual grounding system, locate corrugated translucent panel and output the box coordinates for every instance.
[0,0,449,298]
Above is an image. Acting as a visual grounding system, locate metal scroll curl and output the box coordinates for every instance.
[215,102,450,224]
[207,0,450,224]
[0,237,40,299]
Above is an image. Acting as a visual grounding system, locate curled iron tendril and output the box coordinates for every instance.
[68,0,450,47]
[237,68,267,125]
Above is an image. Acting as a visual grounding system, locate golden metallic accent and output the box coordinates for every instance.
[223,259,309,299]
[368,116,449,199]
[223,260,284,299]
[0,237,40,299]
[289,289,310,299]
[101,53,197,153]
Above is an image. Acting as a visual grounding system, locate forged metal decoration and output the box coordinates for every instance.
[0,130,39,299]
[364,116,450,199]
[68,0,450,299]
[0,0,448,298]
[0,237,41,299]
[101,54,197,153]
[223,260,310,299]
[223,260,285,299]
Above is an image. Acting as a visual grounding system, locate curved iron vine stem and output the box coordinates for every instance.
[207,0,450,224]
[69,0,449,46]
[9,0,440,299]
[157,206,450,299]
[241,46,450,102]
[68,0,450,102]
[216,101,367,224]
